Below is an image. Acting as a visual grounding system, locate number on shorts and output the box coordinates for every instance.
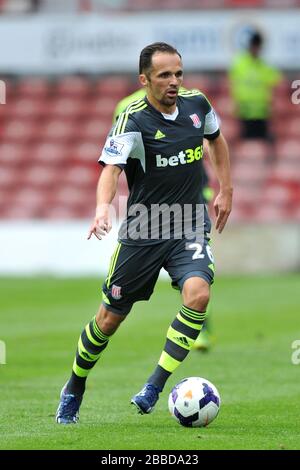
[188,243,204,260]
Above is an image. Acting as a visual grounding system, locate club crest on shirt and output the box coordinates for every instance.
[189,113,201,128]
[111,284,122,300]
[105,139,124,156]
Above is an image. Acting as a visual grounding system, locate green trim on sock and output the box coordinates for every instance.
[176,312,203,331]
[166,325,194,350]
[158,351,181,373]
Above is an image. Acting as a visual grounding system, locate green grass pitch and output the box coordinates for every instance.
[0,275,300,450]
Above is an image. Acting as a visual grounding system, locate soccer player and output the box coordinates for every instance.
[56,42,232,424]
[113,88,215,351]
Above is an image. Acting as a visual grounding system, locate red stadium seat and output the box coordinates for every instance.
[95,77,130,98]
[17,78,50,99]
[1,120,39,143]
[22,165,60,189]
[0,167,19,188]
[2,205,41,220]
[218,118,239,143]
[72,141,102,163]
[41,120,76,142]
[62,166,98,187]
[77,119,110,141]
[48,97,86,119]
[41,206,82,220]
[55,77,91,97]
[85,97,119,118]
[271,161,300,182]
[274,140,300,161]
[214,95,234,118]
[262,183,293,205]
[232,162,268,184]
[31,142,69,165]
[2,98,45,119]
[233,139,272,162]
[0,143,28,166]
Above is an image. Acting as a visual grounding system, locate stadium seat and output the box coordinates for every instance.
[62,166,98,187]
[95,77,130,98]
[262,183,293,206]
[31,142,70,165]
[214,95,234,118]
[232,162,268,184]
[76,119,110,141]
[3,98,45,119]
[218,118,239,143]
[274,140,300,161]
[85,97,119,118]
[1,120,38,143]
[0,143,28,166]
[23,165,60,189]
[42,206,83,220]
[48,97,85,119]
[72,141,102,163]
[271,161,300,182]
[272,116,300,139]
[233,139,272,162]
[55,76,91,97]
[41,120,76,142]
[0,167,18,188]
[17,78,50,98]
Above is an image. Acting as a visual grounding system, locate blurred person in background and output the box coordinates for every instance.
[229,30,282,141]
[113,88,215,352]
[56,42,232,424]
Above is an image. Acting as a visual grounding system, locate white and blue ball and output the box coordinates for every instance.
[168,377,221,427]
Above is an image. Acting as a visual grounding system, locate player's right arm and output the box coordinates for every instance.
[88,113,141,240]
[88,165,122,240]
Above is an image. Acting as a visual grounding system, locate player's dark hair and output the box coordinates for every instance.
[139,42,181,75]
[249,31,263,47]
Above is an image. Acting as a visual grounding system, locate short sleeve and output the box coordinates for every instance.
[99,115,141,167]
[204,108,220,140]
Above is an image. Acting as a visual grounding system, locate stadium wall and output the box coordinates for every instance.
[0,10,300,73]
[0,222,299,276]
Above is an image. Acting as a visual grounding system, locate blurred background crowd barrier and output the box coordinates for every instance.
[0,0,299,275]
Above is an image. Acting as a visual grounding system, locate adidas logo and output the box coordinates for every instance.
[155,129,166,139]
[175,336,189,347]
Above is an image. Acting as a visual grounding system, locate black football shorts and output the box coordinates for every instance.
[102,237,215,315]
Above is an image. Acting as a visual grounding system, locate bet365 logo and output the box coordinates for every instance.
[156,146,203,167]
[0,340,6,364]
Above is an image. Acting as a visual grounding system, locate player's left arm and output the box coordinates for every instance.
[207,133,233,234]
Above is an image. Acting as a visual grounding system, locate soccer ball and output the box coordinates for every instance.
[168,377,221,427]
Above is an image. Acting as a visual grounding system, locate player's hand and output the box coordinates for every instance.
[214,189,232,234]
[87,215,112,240]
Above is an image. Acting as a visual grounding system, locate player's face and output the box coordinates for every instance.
[140,52,183,113]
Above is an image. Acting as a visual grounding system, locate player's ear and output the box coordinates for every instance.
[139,74,148,87]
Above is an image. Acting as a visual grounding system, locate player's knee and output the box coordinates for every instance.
[95,305,125,336]
[184,288,210,312]
[183,277,210,312]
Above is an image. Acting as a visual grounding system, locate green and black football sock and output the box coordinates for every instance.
[147,305,207,391]
[66,316,110,396]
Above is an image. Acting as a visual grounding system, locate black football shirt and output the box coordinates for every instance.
[99,89,220,245]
